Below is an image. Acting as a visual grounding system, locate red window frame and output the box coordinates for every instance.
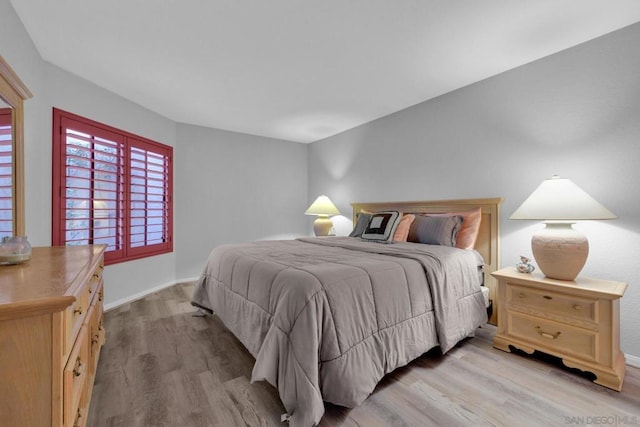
[52,108,173,265]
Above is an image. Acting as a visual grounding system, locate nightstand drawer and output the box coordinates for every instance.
[507,284,598,325]
[507,311,597,362]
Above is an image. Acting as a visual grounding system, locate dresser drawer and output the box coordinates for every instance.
[87,294,105,376]
[507,311,598,362]
[64,325,89,426]
[87,305,99,375]
[92,282,105,344]
[507,284,598,326]
[96,296,105,346]
[88,262,104,300]
[64,284,91,357]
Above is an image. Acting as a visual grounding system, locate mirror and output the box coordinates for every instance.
[0,56,32,238]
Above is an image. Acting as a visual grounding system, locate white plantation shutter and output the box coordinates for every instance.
[62,127,125,255]
[0,112,12,239]
[128,139,171,255]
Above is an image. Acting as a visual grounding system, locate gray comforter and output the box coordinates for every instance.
[192,237,487,426]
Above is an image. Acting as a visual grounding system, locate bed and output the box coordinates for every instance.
[192,198,502,426]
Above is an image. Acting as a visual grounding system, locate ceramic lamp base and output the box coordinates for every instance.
[313,216,333,236]
[531,221,588,281]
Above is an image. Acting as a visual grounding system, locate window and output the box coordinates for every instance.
[0,108,11,240]
[52,108,172,264]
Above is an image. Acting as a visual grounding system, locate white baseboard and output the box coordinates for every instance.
[626,353,640,368]
[178,276,200,284]
[104,276,200,311]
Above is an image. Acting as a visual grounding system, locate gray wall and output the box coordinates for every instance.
[1,0,309,306]
[0,0,45,241]
[309,23,640,359]
[42,64,179,305]
[174,124,308,279]
[2,0,181,305]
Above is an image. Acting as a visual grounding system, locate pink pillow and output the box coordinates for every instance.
[393,214,415,242]
[429,208,481,249]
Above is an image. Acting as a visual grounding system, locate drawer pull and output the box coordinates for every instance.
[536,326,561,340]
[73,306,83,315]
[518,292,526,298]
[73,357,84,377]
[573,304,582,311]
[543,295,553,300]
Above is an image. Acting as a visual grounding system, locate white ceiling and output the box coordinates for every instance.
[10,1,640,143]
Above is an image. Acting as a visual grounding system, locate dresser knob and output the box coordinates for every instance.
[73,357,83,377]
[74,408,82,427]
[573,304,582,311]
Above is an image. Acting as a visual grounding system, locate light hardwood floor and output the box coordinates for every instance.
[88,282,640,426]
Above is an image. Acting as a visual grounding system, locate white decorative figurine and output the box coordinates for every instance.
[516,255,535,273]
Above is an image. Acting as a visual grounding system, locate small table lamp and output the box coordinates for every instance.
[305,195,340,236]
[510,175,616,281]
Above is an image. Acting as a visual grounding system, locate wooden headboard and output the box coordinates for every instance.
[351,198,503,324]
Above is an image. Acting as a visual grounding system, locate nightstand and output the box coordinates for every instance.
[492,267,627,391]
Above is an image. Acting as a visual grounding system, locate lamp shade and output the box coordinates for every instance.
[510,176,616,221]
[305,195,340,217]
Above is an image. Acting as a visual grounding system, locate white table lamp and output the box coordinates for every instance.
[510,175,616,281]
[305,195,340,236]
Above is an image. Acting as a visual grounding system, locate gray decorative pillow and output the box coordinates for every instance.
[349,212,372,237]
[361,211,401,243]
[407,214,463,247]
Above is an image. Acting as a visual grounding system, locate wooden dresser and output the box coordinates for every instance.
[492,267,627,391]
[0,245,106,427]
